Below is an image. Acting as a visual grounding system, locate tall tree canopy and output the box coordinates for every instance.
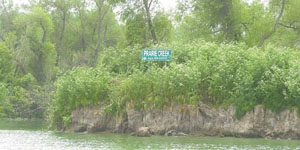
[121,0,173,46]
[176,0,300,48]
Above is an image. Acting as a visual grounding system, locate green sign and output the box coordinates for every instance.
[142,49,172,61]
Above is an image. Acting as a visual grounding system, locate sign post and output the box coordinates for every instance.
[142,49,172,61]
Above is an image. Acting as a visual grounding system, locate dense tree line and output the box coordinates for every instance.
[0,0,300,121]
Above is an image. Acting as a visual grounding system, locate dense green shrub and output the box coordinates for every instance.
[0,79,47,119]
[0,83,13,117]
[117,63,201,109]
[285,63,300,114]
[0,43,47,119]
[0,43,13,82]
[97,40,208,74]
[3,76,46,119]
[98,45,145,74]
[51,40,300,128]
[50,67,110,128]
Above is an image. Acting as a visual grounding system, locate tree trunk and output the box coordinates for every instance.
[221,0,234,41]
[0,31,3,41]
[13,61,27,76]
[40,22,47,43]
[94,15,102,66]
[143,0,158,44]
[59,12,66,42]
[79,10,87,51]
[94,5,104,66]
[36,53,45,82]
[103,24,108,46]
[56,11,67,67]
[93,0,109,66]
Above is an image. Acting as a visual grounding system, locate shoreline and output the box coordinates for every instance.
[67,101,300,140]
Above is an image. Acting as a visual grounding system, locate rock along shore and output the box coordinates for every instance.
[67,101,300,139]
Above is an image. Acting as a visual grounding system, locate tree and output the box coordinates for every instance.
[121,0,160,44]
[40,0,74,66]
[121,0,174,46]
[258,0,286,47]
[72,0,122,66]
[14,7,57,83]
[124,11,173,47]
[0,0,19,41]
[182,0,245,42]
[0,82,12,117]
[266,0,300,48]
[125,13,148,46]
[176,0,300,48]
[93,0,112,66]
[142,0,158,44]
[153,12,174,43]
[0,42,13,82]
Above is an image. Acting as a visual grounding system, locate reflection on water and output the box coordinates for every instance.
[0,120,299,150]
[1,130,300,150]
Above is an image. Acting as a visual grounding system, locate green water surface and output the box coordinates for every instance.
[0,119,299,150]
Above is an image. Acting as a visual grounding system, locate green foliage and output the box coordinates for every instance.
[153,12,174,43]
[178,0,246,42]
[0,40,49,119]
[176,0,300,48]
[125,13,148,46]
[241,2,274,47]
[118,63,201,109]
[121,41,300,117]
[14,6,57,83]
[123,1,175,47]
[3,0,300,129]
[51,40,300,129]
[0,83,12,117]
[98,40,207,74]
[98,45,149,74]
[0,43,13,81]
[50,67,110,128]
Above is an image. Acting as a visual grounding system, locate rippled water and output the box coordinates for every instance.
[0,119,300,150]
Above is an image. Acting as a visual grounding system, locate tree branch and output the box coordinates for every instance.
[40,22,47,43]
[93,0,110,66]
[148,0,153,8]
[258,0,286,47]
[143,0,158,44]
[0,32,4,41]
[241,22,249,31]
[279,23,299,30]
[212,28,222,34]
[1,0,12,30]
[100,6,110,22]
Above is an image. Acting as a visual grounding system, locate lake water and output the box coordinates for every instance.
[0,119,300,150]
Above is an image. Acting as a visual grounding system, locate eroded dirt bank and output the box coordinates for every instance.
[68,101,300,139]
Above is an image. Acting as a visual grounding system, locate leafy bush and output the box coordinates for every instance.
[0,43,13,82]
[97,40,208,74]
[50,67,110,129]
[98,45,147,74]
[0,43,46,119]
[0,83,13,117]
[51,40,300,128]
[109,63,201,111]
